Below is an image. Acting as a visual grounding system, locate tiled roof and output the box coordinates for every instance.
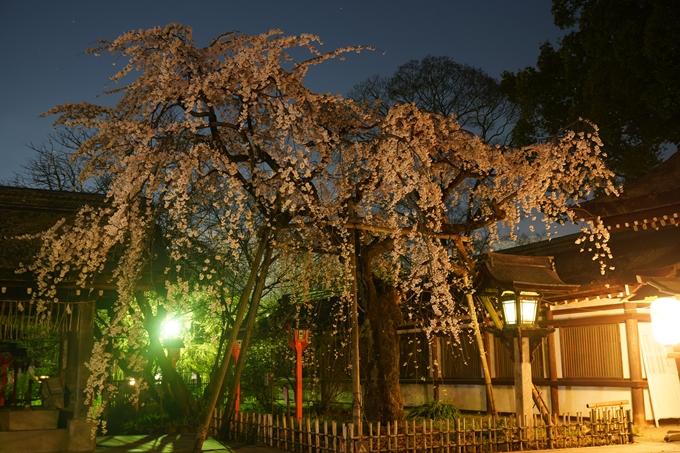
[580,151,680,227]
[0,186,167,298]
[0,186,105,279]
[479,252,579,295]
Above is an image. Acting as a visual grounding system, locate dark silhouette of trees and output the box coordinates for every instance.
[501,0,680,181]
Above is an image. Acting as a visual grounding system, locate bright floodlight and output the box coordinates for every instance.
[162,318,181,339]
[650,297,680,346]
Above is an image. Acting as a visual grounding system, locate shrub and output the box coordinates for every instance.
[407,400,461,421]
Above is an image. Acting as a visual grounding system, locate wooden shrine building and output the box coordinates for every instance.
[0,186,164,453]
[501,151,680,426]
[396,152,680,427]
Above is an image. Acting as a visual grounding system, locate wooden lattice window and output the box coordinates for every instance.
[560,324,623,378]
[494,337,548,379]
[439,333,482,379]
[399,332,429,379]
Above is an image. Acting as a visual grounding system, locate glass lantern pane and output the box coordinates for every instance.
[519,299,538,324]
[502,299,518,325]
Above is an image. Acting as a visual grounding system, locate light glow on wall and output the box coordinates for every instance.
[650,297,680,345]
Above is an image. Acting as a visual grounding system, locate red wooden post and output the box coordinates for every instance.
[289,329,309,419]
[11,359,21,406]
[0,347,13,407]
[232,340,242,412]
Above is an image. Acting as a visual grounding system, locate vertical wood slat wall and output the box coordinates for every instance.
[439,333,482,379]
[560,324,624,378]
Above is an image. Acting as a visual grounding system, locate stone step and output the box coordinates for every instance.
[0,428,69,453]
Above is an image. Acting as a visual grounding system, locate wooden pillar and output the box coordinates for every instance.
[431,337,440,401]
[63,300,95,416]
[483,325,494,414]
[514,335,534,427]
[547,311,560,415]
[624,302,645,425]
[66,300,96,452]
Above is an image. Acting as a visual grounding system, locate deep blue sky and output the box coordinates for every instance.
[0,0,564,182]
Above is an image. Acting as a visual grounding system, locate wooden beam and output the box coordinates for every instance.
[539,313,650,328]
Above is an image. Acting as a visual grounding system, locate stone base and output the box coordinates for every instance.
[0,409,59,431]
[67,417,97,452]
[0,411,95,453]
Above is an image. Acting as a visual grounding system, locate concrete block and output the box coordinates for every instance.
[665,431,680,442]
[0,409,59,431]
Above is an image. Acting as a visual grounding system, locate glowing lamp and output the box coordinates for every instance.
[161,318,181,339]
[500,291,540,327]
[650,297,680,345]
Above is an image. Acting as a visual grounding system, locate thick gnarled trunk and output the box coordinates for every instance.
[137,292,198,417]
[361,268,404,423]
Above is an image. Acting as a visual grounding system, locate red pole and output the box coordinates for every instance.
[295,342,303,419]
[232,342,242,412]
[289,329,309,420]
[0,363,8,407]
[12,362,20,406]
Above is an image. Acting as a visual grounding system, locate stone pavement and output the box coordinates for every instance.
[535,424,680,452]
[94,434,281,452]
[90,427,680,453]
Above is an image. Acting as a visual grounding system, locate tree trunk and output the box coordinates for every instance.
[137,291,198,417]
[361,269,405,423]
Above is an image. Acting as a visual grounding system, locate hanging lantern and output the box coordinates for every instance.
[650,297,680,346]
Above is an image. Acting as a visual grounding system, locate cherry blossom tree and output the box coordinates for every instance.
[30,23,617,447]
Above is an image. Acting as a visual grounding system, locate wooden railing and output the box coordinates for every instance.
[212,407,634,452]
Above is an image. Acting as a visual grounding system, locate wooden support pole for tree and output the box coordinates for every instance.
[532,384,552,425]
[220,245,274,437]
[464,274,497,417]
[193,230,271,453]
[349,199,362,433]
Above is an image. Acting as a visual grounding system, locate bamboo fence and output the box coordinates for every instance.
[211,407,634,452]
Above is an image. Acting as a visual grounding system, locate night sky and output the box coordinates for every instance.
[0,0,564,182]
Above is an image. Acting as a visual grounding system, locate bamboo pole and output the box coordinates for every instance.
[278,219,474,243]
[349,199,362,434]
[193,230,271,453]
[464,273,497,417]
[221,244,274,434]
